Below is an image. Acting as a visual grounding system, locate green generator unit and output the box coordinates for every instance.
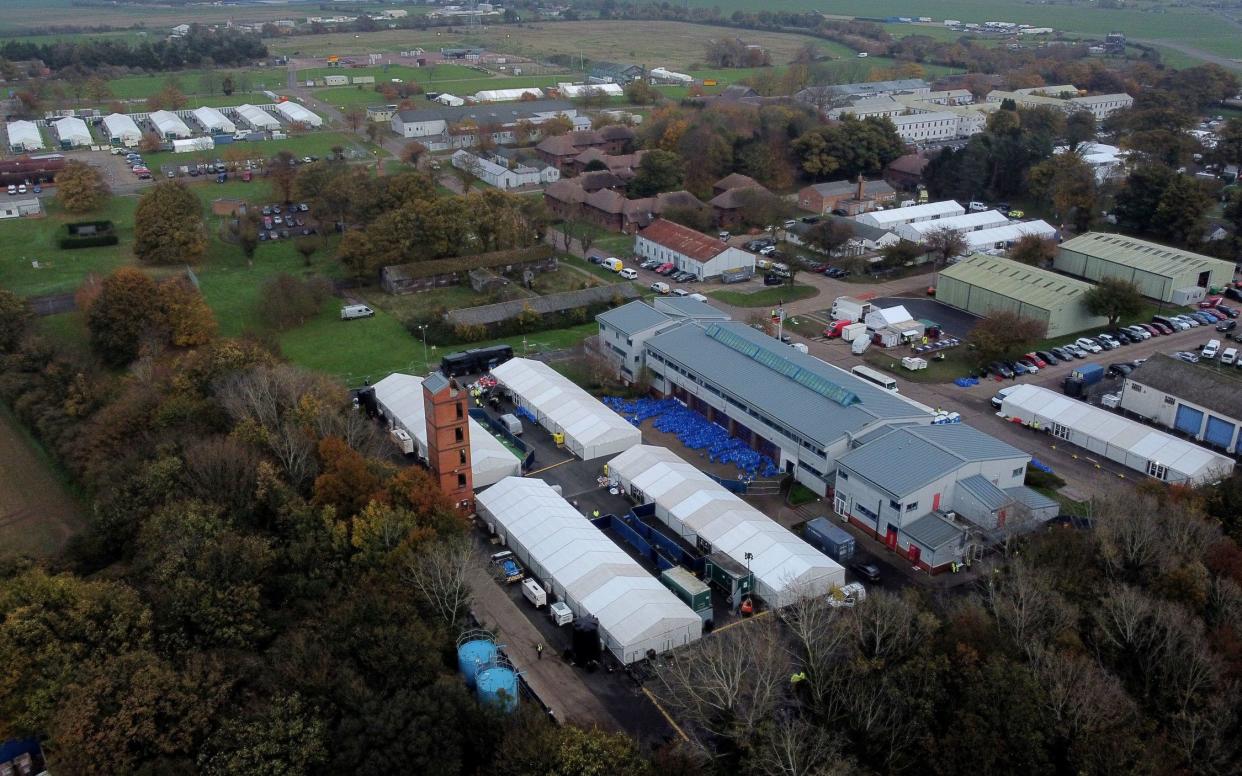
[704,553,753,605]
[660,567,712,615]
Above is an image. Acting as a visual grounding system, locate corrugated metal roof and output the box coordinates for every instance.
[1059,232,1234,279]
[597,300,671,335]
[653,296,729,319]
[1005,485,1059,513]
[957,474,1010,511]
[1126,353,1242,422]
[645,321,930,447]
[838,424,1027,497]
[940,254,1095,311]
[638,219,729,262]
[903,513,964,549]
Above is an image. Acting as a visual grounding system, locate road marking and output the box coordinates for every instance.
[641,686,689,742]
[526,458,575,476]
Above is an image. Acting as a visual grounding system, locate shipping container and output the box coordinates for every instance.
[660,566,711,613]
[803,517,856,563]
[704,552,753,601]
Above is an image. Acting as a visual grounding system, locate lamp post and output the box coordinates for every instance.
[417,324,429,373]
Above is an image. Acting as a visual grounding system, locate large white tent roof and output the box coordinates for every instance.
[273,101,323,127]
[477,477,702,664]
[608,445,845,607]
[6,120,43,151]
[236,104,280,130]
[52,116,91,146]
[372,373,520,488]
[557,82,624,98]
[965,220,1056,251]
[192,106,236,134]
[473,88,545,102]
[102,113,141,142]
[1001,384,1233,484]
[855,200,965,228]
[148,110,191,138]
[491,358,640,460]
[895,210,1010,242]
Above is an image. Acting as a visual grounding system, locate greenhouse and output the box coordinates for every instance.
[608,444,846,607]
[372,373,521,488]
[476,476,702,664]
[491,358,640,460]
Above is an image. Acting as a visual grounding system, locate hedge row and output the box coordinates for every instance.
[59,234,120,250]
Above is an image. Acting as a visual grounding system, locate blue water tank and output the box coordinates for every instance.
[476,665,519,713]
[457,639,498,689]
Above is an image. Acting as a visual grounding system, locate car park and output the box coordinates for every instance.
[1075,337,1103,353]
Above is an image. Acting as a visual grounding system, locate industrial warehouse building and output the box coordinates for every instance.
[936,254,1107,338]
[634,219,755,280]
[371,373,522,488]
[1001,384,1234,484]
[608,445,846,607]
[596,298,729,382]
[1055,232,1235,303]
[477,476,702,664]
[638,319,935,494]
[491,357,640,460]
[833,424,1058,573]
[1119,354,1242,454]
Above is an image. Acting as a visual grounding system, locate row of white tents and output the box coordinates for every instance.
[372,373,522,488]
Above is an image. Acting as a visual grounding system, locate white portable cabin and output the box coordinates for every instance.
[6,120,43,152]
[372,373,521,488]
[434,93,466,107]
[52,116,91,147]
[173,136,215,153]
[476,477,702,664]
[148,110,192,139]
[235,104,281,131]
[608,445,846,607]
[102,113,141,146]
[490,358,641,461]
[1000,384,1234,484]
[473,88,545,103]
[192,106,236,135]
[273,101,323,127]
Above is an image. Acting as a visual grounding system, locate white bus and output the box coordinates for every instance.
[850,365,898,392]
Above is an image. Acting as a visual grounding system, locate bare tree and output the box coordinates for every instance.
[656,620,790,749]
[183,436,261,517]
[401,536,478,627]
[780,589,854,714]
[1093,493,1164,577]
[754,714,849,776]
[984,560,1075,654]
[851,589,931,662]
[923,226,967,270]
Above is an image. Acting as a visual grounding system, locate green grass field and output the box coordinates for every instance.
[0,197,138,297]
[710,283,820,307]
[296,63,485,84]
[139,131,376,173]
[105,70,286,100]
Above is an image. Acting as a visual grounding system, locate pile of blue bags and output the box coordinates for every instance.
[954,376,981,388]
[603,397,780,478]
[514,406,537,423]
[1030,458,1053,474]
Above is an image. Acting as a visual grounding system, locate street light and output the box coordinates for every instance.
[417,324,429,373]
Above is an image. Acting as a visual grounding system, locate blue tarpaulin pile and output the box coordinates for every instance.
[514,406,536,423]
[603,397,780,478]
[954,376,980,388]
[1030,458,1053,474]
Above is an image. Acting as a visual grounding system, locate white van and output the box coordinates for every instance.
[602,257,623,272]
[340,304,374,320]
[968,201,988,212]
[650,281,670,294]
[1222,347,1238,365]
[1203,338,1221,359]
[619,267,638,280]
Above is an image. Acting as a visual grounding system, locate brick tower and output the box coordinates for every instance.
[422,373,474,513]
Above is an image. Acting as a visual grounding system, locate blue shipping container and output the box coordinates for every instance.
[803,517,855,563]
[1071,363,1104,385]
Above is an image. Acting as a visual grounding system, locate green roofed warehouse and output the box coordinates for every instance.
[1054,232,1235,304]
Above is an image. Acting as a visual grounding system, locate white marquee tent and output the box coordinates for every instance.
[102,113,141,146]
[148,110,192,139]
[192,106,236,134]
[52,116,91,147]
[557,82,624,98]
[477,476,702,664]
[6,120,43,152]
[1001,384,1234,484]
[372,373,521,488]
[965,220,1057,252]
[473,87,545,103]
[235,104,281,131]
[273,101,323,127]
[855,200,965,229]
[491,358,640,460]
[608,445,846,608]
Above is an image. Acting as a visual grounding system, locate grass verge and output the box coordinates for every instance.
[710,283,818,307]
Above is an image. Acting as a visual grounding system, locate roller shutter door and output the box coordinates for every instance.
[1174,404,1204,435]
[1204,416,1236,450]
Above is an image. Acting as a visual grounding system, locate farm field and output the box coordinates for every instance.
[0,0,371,32]
[0,196,138,298]
[105,69,287,100]
[0,408,85,559]
[295,63,484,84]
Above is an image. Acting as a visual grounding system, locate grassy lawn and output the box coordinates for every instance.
[862,346,980,384]
[106,69,285,100]
[360,284,493,326]
[278,297,420,384]
[710,283,819,308]
[296,63,484,83]
[0,196,138,297]
[531,266,602,294]
[139,131,376,172]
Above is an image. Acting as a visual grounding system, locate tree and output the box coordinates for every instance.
[806,218,854,255]
[1083,277,1143,326]
[221,74,235,96]
[400,537,478,628]
[404,141,428,166]
[86,267,165,365]
[337,229,375,279]
[344,108,365,132]
[84,76,112,103]
[147,81,186,111]
[662,203,713,232]
[792,117,905,180]
[198,693,328,776]
[134,180,207,265]
[55,159,110,213]
[539,115,573,136]
[258,274,330,331]
[198,71,220,96]
[0,288,32,352]
[159,275,217,347]
[1113,164,1174,235]
[923,226,968,268]
[1027,153,1097,232]
[236,209,261,269]
[1008,234,1057,267]
[1152,174,1212,245]
[268,151,298,204]
[627,149,685,197]
[1065,111,1097,150]
[294,236,319,267]
[971,310,1048,363]
[624,79,659,105]
[878,240,922,271]
[734,187,793,230]
[138,130,162,153]
[313,436,382,519]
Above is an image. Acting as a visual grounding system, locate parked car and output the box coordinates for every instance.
[1049,346,1074,361]
[1125,325,1151,340]
[1035,350,1059,365]
[1107,363,1134,378]
[1175,351,1200,363]
[1063,343,1087,358]
[1095,334,1120,349]
[1218,304,1238,318]
[1075,337,1103,353]
[1202,339,1221,359]
[671,288,690,297]
[298,203,309,212]
[1217,320,1237,332]
[1023,352,1047,368]
[851,562,882,583]
[1008,360,1030,376]
[1151,322,1173,335]
[825,267,849,278]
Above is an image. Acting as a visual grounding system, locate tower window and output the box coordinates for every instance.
[457,473,467,488]
[455,427,464,442]
[459,449,467,465]
[456,402,464,419]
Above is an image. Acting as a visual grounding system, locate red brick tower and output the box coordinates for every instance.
[422,373,474,513]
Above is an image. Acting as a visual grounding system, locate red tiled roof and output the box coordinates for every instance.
[638,219,728,262]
